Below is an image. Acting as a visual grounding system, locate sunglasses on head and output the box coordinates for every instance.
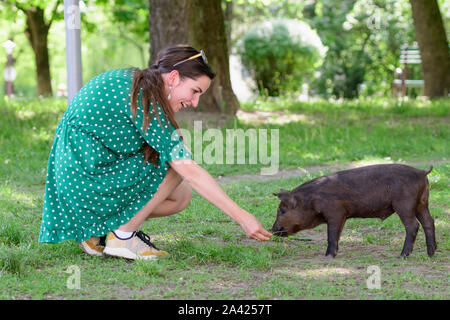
[173,49,208,67]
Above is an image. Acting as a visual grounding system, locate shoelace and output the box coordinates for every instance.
[135,230,161,251]
[99,235,107,247]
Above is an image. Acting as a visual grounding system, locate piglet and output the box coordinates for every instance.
[271,164,436,258]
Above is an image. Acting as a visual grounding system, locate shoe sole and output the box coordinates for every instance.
[103,246,159,260]
[78,242,104,257]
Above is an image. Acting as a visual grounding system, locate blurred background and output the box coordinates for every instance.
[0,0,448,110]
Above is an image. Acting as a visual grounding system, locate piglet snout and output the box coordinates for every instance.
[270,226,288,237]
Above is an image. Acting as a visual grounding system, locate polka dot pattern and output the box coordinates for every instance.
[38,68,192,243]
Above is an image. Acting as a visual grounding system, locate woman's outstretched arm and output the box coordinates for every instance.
[169,159,272,241]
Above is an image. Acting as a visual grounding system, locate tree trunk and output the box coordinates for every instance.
[410,0,450,98]
[224,1,234,56]
[149,0,239,114]
[23,7,53,97]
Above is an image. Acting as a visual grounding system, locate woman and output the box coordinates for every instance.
[39,45,272,260]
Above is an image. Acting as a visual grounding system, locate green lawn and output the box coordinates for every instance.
[0,97,448,299]
[202,97,449,176]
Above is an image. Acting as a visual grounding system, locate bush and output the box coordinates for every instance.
[238,18,326,96]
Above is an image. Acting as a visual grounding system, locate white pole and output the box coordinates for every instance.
[64,0,82,104]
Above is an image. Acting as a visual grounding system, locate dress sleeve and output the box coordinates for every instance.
[128,89,192,166]
[165,123,193,163]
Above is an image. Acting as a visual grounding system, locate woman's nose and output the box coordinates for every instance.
[191,95,200,107]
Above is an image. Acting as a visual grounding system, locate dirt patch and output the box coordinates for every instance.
[236,109,314,125]
[175,109,450,128]
[174,109,315,128]
[175,109,233,128]
[216,160,448,184]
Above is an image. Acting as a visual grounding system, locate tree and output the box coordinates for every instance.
[410,0,450,98]
[95,0,149,68]
[149,0,239,114]
[308,0,421,98]
[4,0,63,96]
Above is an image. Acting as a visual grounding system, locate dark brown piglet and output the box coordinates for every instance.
[271,164,436,258]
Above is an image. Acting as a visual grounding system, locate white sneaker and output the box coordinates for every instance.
[103,230,168,260]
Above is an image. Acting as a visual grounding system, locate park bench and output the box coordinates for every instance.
[392,44,424,97]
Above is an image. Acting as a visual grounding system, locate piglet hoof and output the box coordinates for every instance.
[325,249,337,258]
[426,245,437,257]
[398,252,410,259]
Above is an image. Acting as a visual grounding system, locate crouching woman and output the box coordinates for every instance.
[39,45,272,260]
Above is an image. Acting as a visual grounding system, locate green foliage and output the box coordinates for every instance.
[310,0,417,98]
[0,0,148,97]
[238,18,325,96]
[230,0,450,99]
[1,0,449,99]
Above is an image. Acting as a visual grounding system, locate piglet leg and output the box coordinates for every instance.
[325,215,346,258]
[398,214,419,258]
[416,206,437,257]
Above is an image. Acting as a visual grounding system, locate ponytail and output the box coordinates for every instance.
[130,67,180,165]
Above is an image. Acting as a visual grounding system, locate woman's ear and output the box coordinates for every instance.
[168,69,180,87]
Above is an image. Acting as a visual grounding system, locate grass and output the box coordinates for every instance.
[0,96,449,300]
[199,97,449,176]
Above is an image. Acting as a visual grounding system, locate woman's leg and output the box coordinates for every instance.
[117,168,191,232]
[148,181,191,218]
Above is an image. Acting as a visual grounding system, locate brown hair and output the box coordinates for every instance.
[130,45,215,165]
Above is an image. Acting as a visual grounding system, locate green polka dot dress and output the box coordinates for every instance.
[38,68,192,243]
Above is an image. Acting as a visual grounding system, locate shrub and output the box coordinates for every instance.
[238,18,326,96]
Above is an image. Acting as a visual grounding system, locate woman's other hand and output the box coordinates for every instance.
[237,210,272,241]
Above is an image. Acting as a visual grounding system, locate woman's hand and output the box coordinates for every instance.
[237,210,273,241]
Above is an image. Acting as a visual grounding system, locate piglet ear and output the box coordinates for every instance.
[274,189,297,208]
[273,188,289,198]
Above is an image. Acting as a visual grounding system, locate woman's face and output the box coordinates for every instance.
[164,71,211,113]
